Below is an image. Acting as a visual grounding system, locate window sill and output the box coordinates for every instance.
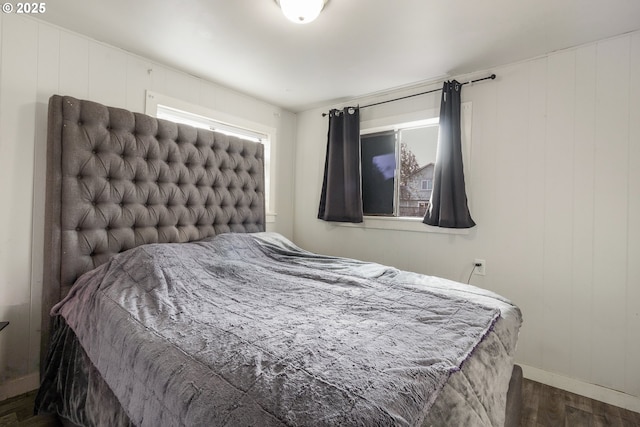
[336,216,470,234]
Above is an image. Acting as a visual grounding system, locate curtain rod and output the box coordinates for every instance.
[322,74,496,117]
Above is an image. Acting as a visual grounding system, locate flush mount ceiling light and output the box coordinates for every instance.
[276,0,328,24]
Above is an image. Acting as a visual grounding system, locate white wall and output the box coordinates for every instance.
[293,32,640,409]
[0,14,296,399]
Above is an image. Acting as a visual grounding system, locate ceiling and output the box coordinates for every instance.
[37,0,640,112]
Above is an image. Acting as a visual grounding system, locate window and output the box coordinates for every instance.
[361,120,439,218]
[145,91,276,221]
[350,102,473,234]
[156,105,268,144]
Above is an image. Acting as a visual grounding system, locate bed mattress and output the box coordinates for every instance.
[37,232,522,426]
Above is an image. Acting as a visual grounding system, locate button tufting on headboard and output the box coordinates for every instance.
[41,95,266,371]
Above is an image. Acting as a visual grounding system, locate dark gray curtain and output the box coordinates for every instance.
[423,81,475,228]
[318,107,363,223]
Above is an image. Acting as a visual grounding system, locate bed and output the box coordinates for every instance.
[35,95,523,426]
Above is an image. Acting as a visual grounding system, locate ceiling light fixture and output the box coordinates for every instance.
[276,0,327,24]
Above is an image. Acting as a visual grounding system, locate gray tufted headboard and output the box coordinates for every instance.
[41,95,265,368]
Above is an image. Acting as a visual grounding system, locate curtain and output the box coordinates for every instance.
[318,107,363,223]
[423,81,475,228]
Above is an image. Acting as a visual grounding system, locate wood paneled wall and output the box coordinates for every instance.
[293,32,640,409]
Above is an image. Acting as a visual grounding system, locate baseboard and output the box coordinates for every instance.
[520,364,640,413]
[0,372,40,401]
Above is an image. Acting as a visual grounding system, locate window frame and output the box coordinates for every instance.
[145,91,277,223]
[340,103,472,234]
[361,120,440,218]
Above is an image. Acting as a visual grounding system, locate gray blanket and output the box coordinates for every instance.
[52,232,514,426]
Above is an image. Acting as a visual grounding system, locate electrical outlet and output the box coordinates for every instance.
[474,259,486,276]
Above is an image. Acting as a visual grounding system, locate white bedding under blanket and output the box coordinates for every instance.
[52,232,521,426]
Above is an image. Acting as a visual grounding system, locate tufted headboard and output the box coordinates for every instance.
[41,95,265,368]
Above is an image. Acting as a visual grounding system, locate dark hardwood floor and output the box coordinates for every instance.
[520,379,640,427]
[1,379,639,426]
[0,389,58,427]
